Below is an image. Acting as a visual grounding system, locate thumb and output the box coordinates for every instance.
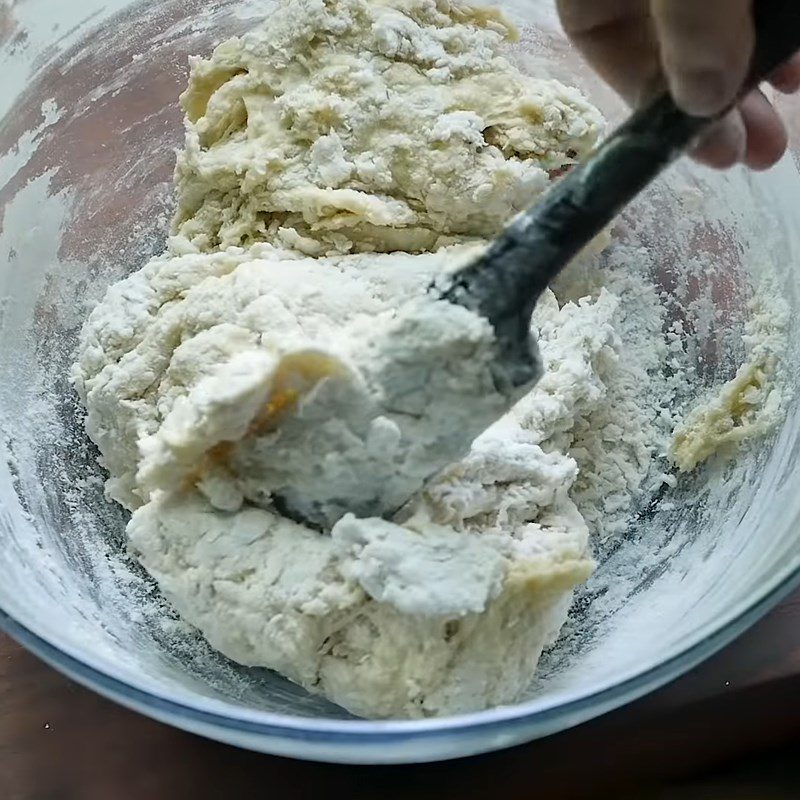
[652,0,755,116]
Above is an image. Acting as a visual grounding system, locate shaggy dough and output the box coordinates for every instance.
[79,243,523,527]
[74,0,625,719]
[171,0,603,256]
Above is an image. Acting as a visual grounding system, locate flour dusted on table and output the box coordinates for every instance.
[74,0,675,719]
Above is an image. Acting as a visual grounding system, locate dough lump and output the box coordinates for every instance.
[171,0,604,256]
[74,0,623,719]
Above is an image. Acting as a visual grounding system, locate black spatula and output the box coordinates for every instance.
[441,0,800,393]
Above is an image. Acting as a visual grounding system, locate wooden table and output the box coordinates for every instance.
[1,591,799,800]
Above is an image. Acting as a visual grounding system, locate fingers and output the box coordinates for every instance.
[557,0,659,105]
[557,0,794,172]
[651,0,754,116]
[770,53,800,94]
[739,89,789,170]
[692,90,788,171]
[692,110,746,169]
[557,0,646,33]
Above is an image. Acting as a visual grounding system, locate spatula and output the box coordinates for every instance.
[441,0,800,394]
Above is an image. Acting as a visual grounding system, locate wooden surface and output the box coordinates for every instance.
[1,590,800,800]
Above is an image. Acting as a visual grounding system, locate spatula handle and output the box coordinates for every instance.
[441,0,800,388]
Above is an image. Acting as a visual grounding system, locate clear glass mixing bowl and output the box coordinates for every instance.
[2,0,800,765]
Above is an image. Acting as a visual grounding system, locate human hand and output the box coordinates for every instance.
[556,0,800,170]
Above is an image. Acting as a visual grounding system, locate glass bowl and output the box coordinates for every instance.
[1,0,800,764]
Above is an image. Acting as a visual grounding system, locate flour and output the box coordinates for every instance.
[71,0,756,720]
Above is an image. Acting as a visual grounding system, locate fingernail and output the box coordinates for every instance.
[672,69,732,117]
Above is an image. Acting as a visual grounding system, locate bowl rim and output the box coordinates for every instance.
[2,0,800,764]
[2,559,799,751]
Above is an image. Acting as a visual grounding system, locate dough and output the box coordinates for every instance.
[127,490,590,718]
[74,0,644,719]
[171,0,603,257]
[670,278,789,472]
